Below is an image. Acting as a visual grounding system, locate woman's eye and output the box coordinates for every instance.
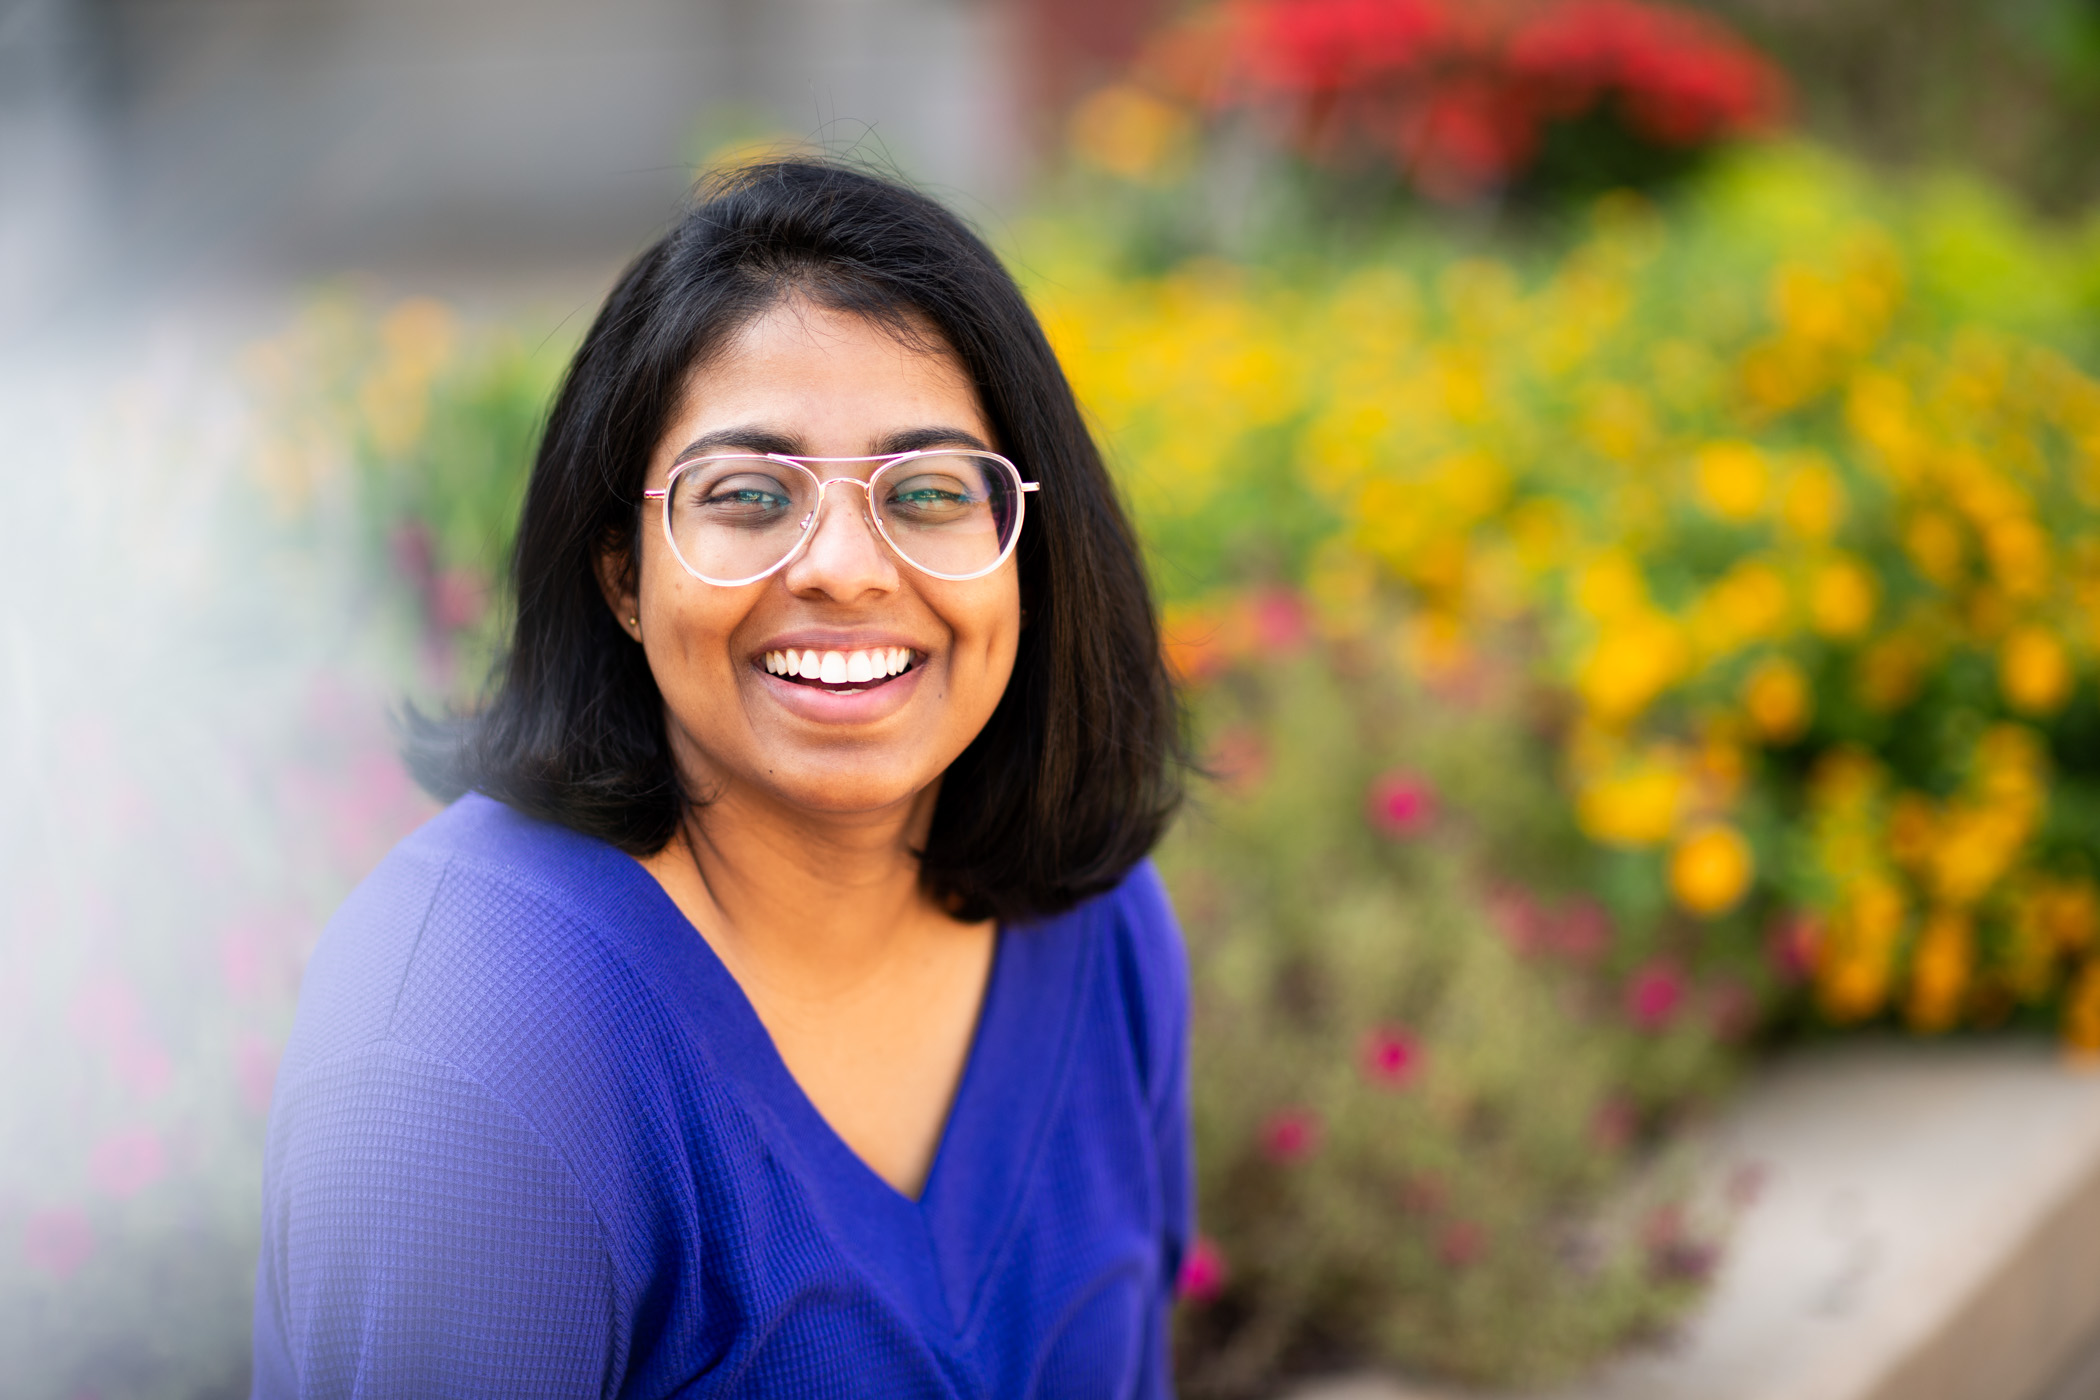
[885,475,980,517]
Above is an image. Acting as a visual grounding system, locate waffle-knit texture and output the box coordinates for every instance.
[250,793,1192,1398]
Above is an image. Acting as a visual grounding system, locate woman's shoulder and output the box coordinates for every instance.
[1056,858,1188,1107]
[282,793,674,1091]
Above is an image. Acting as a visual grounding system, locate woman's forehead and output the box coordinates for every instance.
[667,299,991,452]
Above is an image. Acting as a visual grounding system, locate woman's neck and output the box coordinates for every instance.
[637,764,957,1002]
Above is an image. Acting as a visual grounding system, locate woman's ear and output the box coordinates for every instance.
[594,536,643,641]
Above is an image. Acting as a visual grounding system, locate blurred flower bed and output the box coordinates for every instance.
[1031,141,2100,1052]
[1023,139,2100,1384]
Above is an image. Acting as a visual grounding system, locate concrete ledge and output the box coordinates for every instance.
[1291,1044,2100,1400]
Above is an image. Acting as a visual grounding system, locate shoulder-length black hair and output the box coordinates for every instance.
[408,158,1183,923]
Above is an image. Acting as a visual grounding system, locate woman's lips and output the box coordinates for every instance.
[751,647,927,723]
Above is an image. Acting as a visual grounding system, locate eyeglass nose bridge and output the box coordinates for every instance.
[795,474,884,538]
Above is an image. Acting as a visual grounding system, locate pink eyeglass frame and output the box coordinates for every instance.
[641,448,1041,586]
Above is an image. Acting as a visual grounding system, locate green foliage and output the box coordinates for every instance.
[1168,627,1739,1392]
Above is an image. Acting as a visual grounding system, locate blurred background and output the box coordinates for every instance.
[4,1,2100,1397]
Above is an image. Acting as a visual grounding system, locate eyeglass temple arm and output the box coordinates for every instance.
[642,483,1038,498]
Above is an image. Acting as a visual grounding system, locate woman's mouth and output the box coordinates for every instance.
[760,647,920,695]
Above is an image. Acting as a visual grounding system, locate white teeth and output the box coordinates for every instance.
[767,646,916,683]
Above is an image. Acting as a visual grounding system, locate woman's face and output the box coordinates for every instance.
[616,298,1022,823]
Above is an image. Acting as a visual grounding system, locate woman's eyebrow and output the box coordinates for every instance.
[870,426,994,455]
[672,427,804,462]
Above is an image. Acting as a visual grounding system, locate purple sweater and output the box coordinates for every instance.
[250,793,1191,1398]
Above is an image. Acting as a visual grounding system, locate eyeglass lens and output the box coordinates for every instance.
[664,453,1023,583]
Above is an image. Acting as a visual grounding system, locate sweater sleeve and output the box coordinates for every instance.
[251,1039,620,1400]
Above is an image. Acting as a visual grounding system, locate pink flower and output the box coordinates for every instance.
[1592,1095,1638,1152]
[1554,899,1613,961]
[430,566,490,633]
[68,978,172,1101]
[89,1128,166,1199]
[1259,1107,1323,1163]
[1177,1236,1229,1303]
[1247,588,1310,652]
[1367,771,1439,837]
[235,1033,281,1114]
[1625,960,1687,1030]
[22,1206,94,1279]
[1766,912,1820,983]
[1359,1025,1423,1089]
[1439,1219,1486,1268]
[1206,726,1271,796]
[1399,1172,1448,1216]
[1707,978,1757,1041]
[1486,885,1549,954]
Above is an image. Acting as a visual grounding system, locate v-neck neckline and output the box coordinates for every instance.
[575,829,1097,1336]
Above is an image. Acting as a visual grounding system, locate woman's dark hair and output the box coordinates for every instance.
[407,158,1183,922]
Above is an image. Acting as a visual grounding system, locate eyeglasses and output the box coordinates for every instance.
[643,449,1040,586]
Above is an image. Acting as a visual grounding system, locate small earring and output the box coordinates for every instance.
[628,617,639,630]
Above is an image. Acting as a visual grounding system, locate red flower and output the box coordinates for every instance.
[1439,1219,1487,1267]
[1766,911,1821,983]
[1359,1025,1424,1088]
[1367,771,1439,837]
[1177,1236,1229,1303]
[1259,1107,1324,1163]
[1625,960,1686,1030]
[1194,0,1785,199]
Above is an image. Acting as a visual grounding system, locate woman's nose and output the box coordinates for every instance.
[782,481,899,600]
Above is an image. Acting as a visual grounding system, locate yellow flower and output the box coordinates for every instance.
[1902,511,1965,587]
[2065,959,2100,1057]
[1999,624,2073,715]
[2035,877,2100,952]
[1068,84,1193,182]
[1574,551,1649,621]
[1576,612,1688,723]
[1670,824,1755,917]
[1816,876,1907,1022]
[1983,517,2051,600]
[1856,634,1926,712]
[1905,907,1972,1033]
[1742,656,1812,743]
[1693,559,1790,656]
[1885,792,1937,872]
[1846,369,1923,480]
[1577,760,1685,848]
[1810,556,1879,638]
[1779,457,1846,539]
[1694,441,1769,522]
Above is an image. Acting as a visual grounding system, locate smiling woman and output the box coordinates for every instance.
[249,162,1190,1398]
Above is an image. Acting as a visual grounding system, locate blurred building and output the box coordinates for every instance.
[0,0,1167,335]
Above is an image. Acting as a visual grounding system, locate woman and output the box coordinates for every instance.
[249,159,1191,1398]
